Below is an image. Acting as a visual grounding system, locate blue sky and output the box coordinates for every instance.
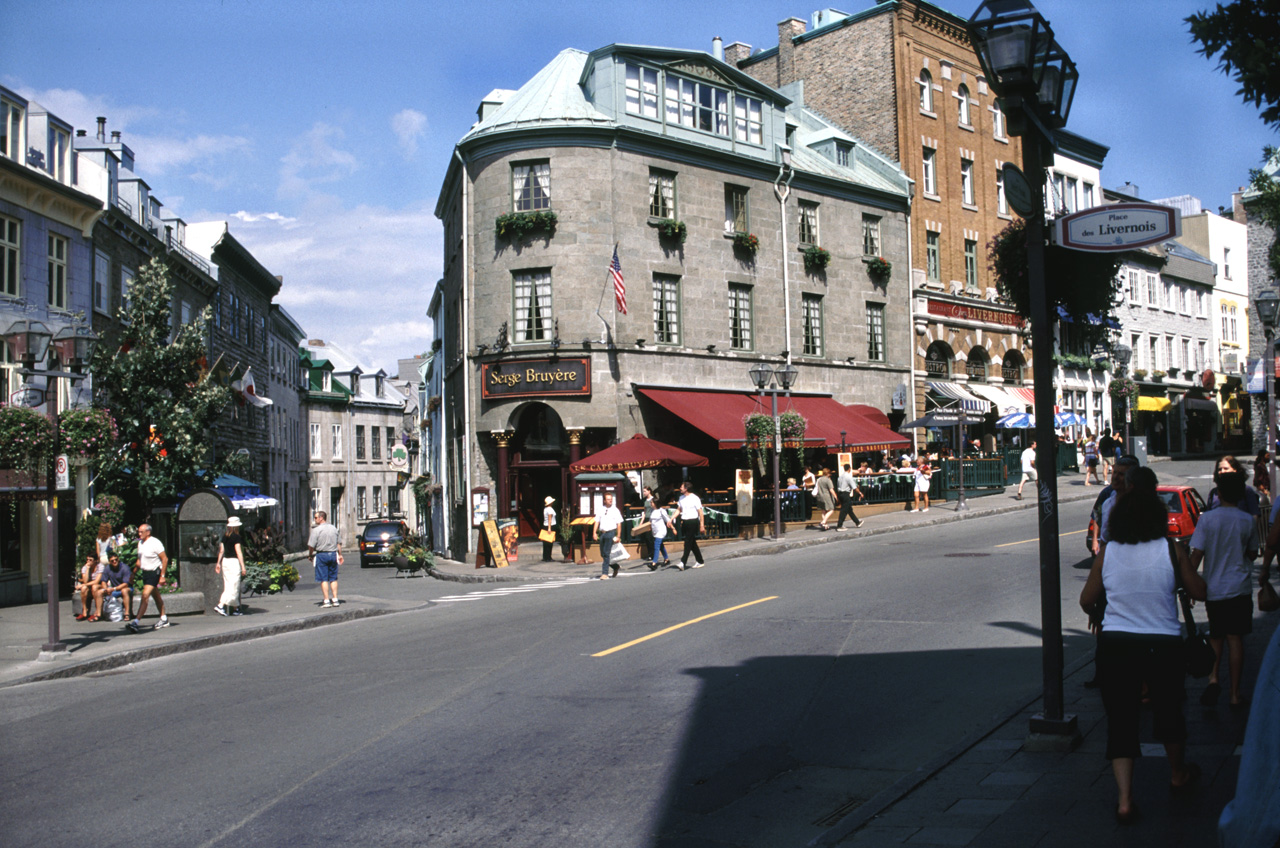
[5,0,1274,370]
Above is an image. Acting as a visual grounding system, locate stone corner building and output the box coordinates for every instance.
[432,42,914,557]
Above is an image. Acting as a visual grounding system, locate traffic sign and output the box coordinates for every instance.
[56,455,70,489]
[1053,202,1181,253]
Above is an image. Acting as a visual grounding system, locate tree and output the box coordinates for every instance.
[90,258,230,514]
[1187,1,1280,128]
[987,219,1124,350]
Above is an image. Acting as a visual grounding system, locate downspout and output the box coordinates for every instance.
[455,149,473,553]
[904,180,919,447]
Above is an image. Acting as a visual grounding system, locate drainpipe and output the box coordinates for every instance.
[455,149,473,554]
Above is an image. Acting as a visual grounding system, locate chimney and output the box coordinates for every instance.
[777,17,807,88]
[96,117,106,142]
[111,131,121,143]
[712,36,724,61]
[76,129,86,138]
[724,41,752,67]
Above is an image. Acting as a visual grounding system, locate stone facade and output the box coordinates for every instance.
[267,306,307,549]
[1235,160,1279,454]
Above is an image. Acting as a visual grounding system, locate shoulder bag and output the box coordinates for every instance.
[1169,539,1216,678]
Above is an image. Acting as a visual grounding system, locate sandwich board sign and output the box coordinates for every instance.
[1053,203,1181,253]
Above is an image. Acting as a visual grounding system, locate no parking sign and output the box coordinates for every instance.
[55,455,69,490]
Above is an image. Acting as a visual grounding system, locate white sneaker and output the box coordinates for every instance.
[910,509,920,513]
[331,599,340,606]
[322,600,333,608]
[214,605,227,616]
[923,508,930,512]
[154,616,170,629]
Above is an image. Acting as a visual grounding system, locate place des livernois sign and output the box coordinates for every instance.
[1053,202,1181,253]
[481,357,591,400]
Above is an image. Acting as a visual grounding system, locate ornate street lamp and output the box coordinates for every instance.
[970,0,1079,748]
[1112,344,1133,451]
[6,319,53,370]
[749,361,799,539]
[1255,289,1280,488]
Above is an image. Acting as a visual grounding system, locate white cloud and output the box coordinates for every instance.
[232,210,298,225]
[278,123,359,199]
[390,108,428,158]
[124,133,252,174]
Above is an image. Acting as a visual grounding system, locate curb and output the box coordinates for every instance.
[809,650,1095,846]
[2,601,428,688]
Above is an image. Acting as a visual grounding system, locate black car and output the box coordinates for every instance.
[359,519,408,568]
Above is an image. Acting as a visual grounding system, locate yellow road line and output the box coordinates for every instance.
[995,528,1087,548]
[592,596,779,657]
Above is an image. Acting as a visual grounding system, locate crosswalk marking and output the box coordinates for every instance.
[434,577,599,603]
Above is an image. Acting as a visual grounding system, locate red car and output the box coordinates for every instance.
[1086,484,1206,552]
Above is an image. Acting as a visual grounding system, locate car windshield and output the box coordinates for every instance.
[1158,491,1183,514]
[363,523,402,541]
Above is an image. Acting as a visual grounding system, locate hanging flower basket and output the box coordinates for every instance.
[803,245,831,272]
[0,406,55,475]
[733,232,760,255]
[1108,377,1139,403]
[742,410,807,478]
[656,219,687,243]
[59,408,118,460]
[865,255,892,279]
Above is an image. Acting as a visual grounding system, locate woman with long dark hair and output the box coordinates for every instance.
[1080,466,1207,824]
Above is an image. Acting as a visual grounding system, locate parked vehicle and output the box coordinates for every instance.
[1086,484,1206,552]
[359,519,409,568]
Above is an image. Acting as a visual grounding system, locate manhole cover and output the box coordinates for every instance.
[944,552,992,558]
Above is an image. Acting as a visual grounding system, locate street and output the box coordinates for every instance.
[0,491,1119,848]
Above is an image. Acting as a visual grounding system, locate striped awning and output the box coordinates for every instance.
[967,384,1031,416]
[926,381,989,413]
[1007,386,1037,405]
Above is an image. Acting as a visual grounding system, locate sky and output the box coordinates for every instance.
[5,0,1275,373]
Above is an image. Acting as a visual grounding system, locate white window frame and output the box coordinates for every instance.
[728,283,752,351]
[47,234,68,310]
[513,269,552,343]
[990,100,1006,140]
[1164,280,1177,313]
[996,168,1008,215]
[648,170,675,219]
[1065,176,1078,213]
[1,96,23,161]
[1146,273,1159,308]
[653,274,680,345]
[919,69,934,114]
[1223,247,1231,280]
[861,214,880,255]
[625,64,659,119]
[357,486,367,518]
[961,159,975,206]
[926,231,941,282]
[802,294,823,357]
[956,84,971,127]
[310,423,321,459]
[724,185,749,234]
[799,202,820,247]
[922,147,937,196]
[0,214,19,298]
[1082,182,1095,209]
[867,302,885,362]
[512,161,551,212]
[121,266,135,321]
[93,250,110,314]
[50,125,71,184]
[331,424,342,460]
[964,238,979,291]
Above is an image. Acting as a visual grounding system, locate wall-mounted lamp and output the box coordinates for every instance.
[706,344,717,353]
[845,356,857,364]
[779,349,790,360]
[636,338,646,348]
[476,343,489,355]
[582,339,592,350]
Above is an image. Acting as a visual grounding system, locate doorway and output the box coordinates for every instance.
[516,466,564,538]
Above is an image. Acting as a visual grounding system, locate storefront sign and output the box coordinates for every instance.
[481,357,591,400]
[926,299,1024,330]
[1001,163,1035,216]
[1054,202,1181,253]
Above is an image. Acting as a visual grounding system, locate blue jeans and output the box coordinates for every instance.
[652,538,668,566]
[598,530,616,576]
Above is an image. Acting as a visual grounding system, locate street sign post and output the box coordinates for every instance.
[9,386,45,407]
[1053,202,1181,253]
[55,455,69,490]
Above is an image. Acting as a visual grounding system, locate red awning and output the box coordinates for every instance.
[636,387,910,453]
[569,434,709,473]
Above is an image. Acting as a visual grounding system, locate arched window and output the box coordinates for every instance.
[919,69,933,113]
[991,100,1005,139]
[1002,351,1025,385]
[966,347,988,380]
[957,84,971,126]
[514,402,566,459]
[924,340,953,378]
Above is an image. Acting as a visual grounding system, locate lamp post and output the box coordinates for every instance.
[775,145,795,368]
[749,360,799,539]
[6,319,97,655]
[1112,344,1133,452]
[1255,289,1280,489]
[970,0,1079,747]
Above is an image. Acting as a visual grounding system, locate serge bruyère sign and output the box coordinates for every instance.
[1054,203,1181,253]
[481,357,591,400]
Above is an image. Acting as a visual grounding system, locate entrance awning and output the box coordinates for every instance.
[967,384,1031,416]
[1136,396,1172,412]
[1007,386,1037,405]
[926,381,989,413]
[635,387,910,452]
[1182,397,1218,413]
[569,434,708,473]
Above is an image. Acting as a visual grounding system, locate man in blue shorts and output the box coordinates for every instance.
[307,511,343,608]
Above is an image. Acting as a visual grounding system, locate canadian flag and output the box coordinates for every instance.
[232,368,273,408]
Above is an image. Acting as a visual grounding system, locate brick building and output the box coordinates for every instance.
[433,42,913,557]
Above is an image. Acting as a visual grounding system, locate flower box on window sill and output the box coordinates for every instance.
[495,210,557,240]
[1151,370,1166,382]
[802,245,831,272]
[864,255,892,279]
[732,232,760,255]
[653,218,687,243]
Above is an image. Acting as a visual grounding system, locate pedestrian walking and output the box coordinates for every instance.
[1253,449,1271,497]
[592,492,624,579]
[307,511,343,607]
[813,468,836,530]
[1098,429,1116,478]
[1189,471,1260,708]
[1079,466,1207,825]
[649,503,673,570]
[1016,439,1037,500]
[127,524,169,631]
[911,459,932,512]
[1083,433,1100,486]
[677,481,705,569]
[214,516,247,617]
[636,486,656,563]
[542,496,557,562]
[834,463,864,530]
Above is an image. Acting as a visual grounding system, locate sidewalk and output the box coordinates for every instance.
[0,483,1097,688]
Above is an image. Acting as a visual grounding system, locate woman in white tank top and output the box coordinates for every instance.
[1080,466,1207,825]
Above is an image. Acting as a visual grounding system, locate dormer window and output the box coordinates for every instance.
[625,63,763,146]
[0,96,22,161]
[835,143,850,167]
[50,126,70,183]
[376,377,385,398]
[322,370,331,392]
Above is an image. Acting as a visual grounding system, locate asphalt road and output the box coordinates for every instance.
[0,483,1181,848]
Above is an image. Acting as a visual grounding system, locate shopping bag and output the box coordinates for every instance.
[538,529,556,543]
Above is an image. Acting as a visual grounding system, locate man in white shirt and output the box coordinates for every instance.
[127,524,169,632]
[677,482,706,570]
[592,492,624,579]
[1016,440,1037,501]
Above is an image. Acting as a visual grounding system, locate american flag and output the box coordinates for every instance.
[610,246,627,315]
